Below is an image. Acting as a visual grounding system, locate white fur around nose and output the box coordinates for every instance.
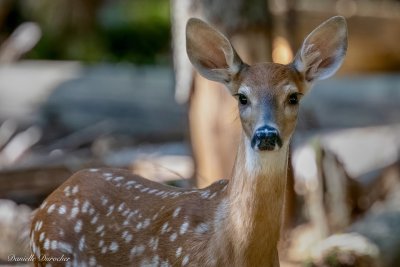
[244,137,287,177]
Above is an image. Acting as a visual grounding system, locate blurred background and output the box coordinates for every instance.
[0,0,399,266]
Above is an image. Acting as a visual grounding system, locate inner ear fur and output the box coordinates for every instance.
[186,18,245,88]
[292,16,348,83]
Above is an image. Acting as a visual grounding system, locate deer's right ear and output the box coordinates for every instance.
[186,18,245,90]
[292,16,348,84]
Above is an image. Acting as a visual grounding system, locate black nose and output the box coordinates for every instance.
[251,126,282,151]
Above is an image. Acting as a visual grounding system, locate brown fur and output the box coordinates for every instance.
[30,17,347,267]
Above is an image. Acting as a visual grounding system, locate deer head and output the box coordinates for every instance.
[186,17,347,152]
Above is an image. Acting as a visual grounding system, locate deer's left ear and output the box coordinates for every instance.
[186,18,245,92]
[292,16,348,83]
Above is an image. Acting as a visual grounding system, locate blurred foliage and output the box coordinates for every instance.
[14,0,171,64]
[99,0,171,64]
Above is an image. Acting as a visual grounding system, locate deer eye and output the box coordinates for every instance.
[287,93,301,105]
[234,93,249,106]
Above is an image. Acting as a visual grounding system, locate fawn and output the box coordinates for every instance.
[30,16,347,267]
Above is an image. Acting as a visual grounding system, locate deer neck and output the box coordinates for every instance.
[213,134,288,266]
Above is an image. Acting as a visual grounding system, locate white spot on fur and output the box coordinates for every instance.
[151,255,160,266]
[180,220,189,235]
[132,209,139,216]
[89,207,95,215]
[169,232,177,242]
[182,255,190,266]
[148,237,159,251]
[91,215,99,224]
[35,220,43,231]
[96,225,104,233]
[140,187,149,193]
[47,204,55,214]
[70,207,79,218]
[101,196,108,205]
[57,242,73,253]
[89,168,98,172]
[131,245,145,256]
[173,207,181,218]
[118,202,126,212]
[51,240,58,250]
[122,231,128,238]
[195,223,209,234]
[122,209,130,217]
[31,242,36,255]
[98,240,104,247]
[156,191,164,196]
[126,181,136,186]
[106,205,115,216]
[161,222,169,234]
[152,212,159,220]
[114,176,124,182]
[176,247,182,257]
[79,236,85,251]
[72,185,79,195]
[148,189,158,194]
[40,201,47,210]
[43,239,50,250]
[109,241,119,252]
[126,234,133,243]
[74,220,83,233]
[171,192,182,198]
[143,218,151,228]
[82,201,90,213]
[64,186,71,197]
[39,232,45,242]
[89,256,97,266]
[209,192,217,199]
[200,190,210,199]
[58,205,67,215]
[122,231,133,243]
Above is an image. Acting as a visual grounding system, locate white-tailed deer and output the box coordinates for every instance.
[172,0,271,188]
[30,16,347,267]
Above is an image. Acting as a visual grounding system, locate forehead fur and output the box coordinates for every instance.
[240,63,304,93]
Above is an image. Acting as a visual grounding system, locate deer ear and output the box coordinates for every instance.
[293,16,347,83]
[186,18,245,90]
